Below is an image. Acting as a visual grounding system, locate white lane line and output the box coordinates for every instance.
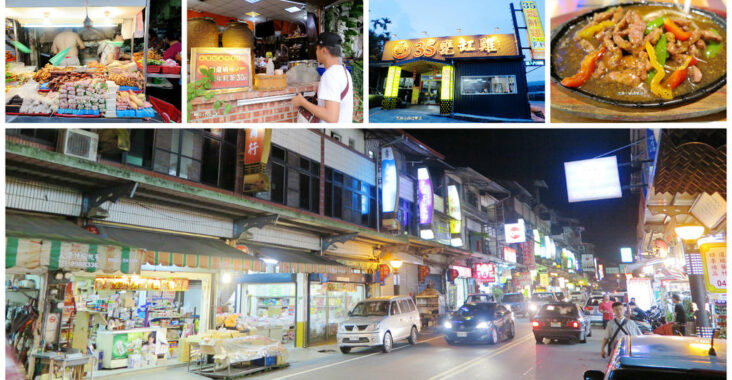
[426,334,533,380]
[270,334,444,380]
[522,366,535,376]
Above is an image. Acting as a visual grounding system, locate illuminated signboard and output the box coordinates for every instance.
[95,276,189,292]
[441,65,454,101]
[417,168,434,225]
[563,249,576,272]
[190,48,252,91]
[620,247,634,263]
[474,263,496,283]
[581,254,595,272]
[699,242,726,293]
[450,265,472,278]
[520,1,545,60]
[243,128,272,193]
[564,156,622,203]
[543,236,555,259]
[381,147,399,214]
[597,264,605,280]
[533,229,541,243]
[503,247,517,263]
[384,66,402,98]
[382,34,518,61]
[504,219,526,243]
[447,185,462,247]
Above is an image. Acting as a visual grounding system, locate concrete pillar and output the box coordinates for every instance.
[295,273,308,347]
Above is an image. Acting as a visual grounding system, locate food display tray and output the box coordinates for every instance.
[116,108,156,118]
[56,109,101,117]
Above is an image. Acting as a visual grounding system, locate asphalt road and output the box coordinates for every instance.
[122,319,609,380]
[255,319,609,380]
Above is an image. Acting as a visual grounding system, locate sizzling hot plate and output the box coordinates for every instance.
[550,2,727,108]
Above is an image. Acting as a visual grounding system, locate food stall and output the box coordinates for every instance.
[187,0,363,123]
[5,0,181,123]
[416,284,446,328]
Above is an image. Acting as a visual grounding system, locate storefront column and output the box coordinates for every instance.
[440,65,454,114]
[295,273,308,348]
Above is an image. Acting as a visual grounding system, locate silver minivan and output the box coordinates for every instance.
[337,296,421,353]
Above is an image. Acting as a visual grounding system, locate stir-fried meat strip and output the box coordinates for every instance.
[695,39,706,51]
[607,70,642,87]
[579,38,596,52]
[626,13,645,46]
[700,30,723,42]
[613,31,632,50]
[688,65,702,83]
[644,28,663,45]
[670,17,691,27]
[592,6,624,24]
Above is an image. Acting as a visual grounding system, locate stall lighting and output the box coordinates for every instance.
[245,0,262,3]
[25,23,117,28]
[262,258,279,265]
[285,6,301,12]
[390,260,403,270]
[675,225,705,241]
[43,13,51,26]
[420,229,435,240]
[222,273,232,284]
[245,11,261,17]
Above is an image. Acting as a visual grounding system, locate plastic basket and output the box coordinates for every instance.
[146,65,161,73]
[161,66,181,75]
[149,96,181,123]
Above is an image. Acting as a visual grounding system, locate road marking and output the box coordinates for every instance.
[270,334,444,380]
[425,334,533,380]
[522,365,535,376]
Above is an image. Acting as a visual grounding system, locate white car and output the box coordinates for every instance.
[337,296,421,353]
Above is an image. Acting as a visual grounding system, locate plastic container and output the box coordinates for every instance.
[161,66,181,75]
[146,65,161,73]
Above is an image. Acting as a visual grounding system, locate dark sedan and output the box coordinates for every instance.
[532,302,591,344]
[443,302,515,345]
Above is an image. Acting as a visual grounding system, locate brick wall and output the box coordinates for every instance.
[189,83,318,123]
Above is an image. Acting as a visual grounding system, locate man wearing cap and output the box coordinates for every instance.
[291,32,353,123]
[51,28,86,67]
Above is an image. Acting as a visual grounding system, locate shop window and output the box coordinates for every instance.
[398,199,416,235]
[268,144,320,213]
[325,167,376,228]
[7,128,59,147]
[466,189,479,208]
[461,75,518,95]
[153,129,203,182]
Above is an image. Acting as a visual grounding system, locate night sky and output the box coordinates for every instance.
[407,129,640,266]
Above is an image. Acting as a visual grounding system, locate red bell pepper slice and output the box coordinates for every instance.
[560,46,607,88]
[664,18,691,41]
[663,56,698,90]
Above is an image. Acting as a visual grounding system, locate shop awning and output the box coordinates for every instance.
[240,242,352,274]
[5,213,142,274]
[96,225,262,272]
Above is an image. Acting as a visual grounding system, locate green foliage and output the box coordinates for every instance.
[186,67,232,120]
[350,59,364,122]
[324,0,363,59]
[492,286,504,301]
[369,17,392,61]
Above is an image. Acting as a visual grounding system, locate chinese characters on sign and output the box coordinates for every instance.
[700,243,726,293]
[191,48,252,91]
[474,263,496,283]
[95,276,189,291]
[243,128,272,193]
[520,1,545,60]
[383,34,517,61]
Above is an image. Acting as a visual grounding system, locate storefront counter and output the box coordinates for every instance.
[189,83,318,123]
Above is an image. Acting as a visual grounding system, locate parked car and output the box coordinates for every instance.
[501,292,528,317]
[528,292,558,315]
[443,302,515,345]
[532,302,591,344]
[337,296,421,354]
[466,293,495,304]
[583,296,605,325]
[555,292,568,302]
[583,335,726,380]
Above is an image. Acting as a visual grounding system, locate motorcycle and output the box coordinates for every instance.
[629,308,653,335]
[646,305,667,330]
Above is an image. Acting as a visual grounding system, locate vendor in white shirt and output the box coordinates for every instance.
[291,32,353,123]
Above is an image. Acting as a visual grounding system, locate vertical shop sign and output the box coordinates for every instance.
[699,242,726,293]
[243,128,272,193]
[520,1,545,60]
[539,273,549,287]
[418,265,431,284]
[503,247,517,263]
[448,268,460,283]
[447,185,462,246]
[474,263,496,283]
[381,147,400,230]
[417,168,435,239]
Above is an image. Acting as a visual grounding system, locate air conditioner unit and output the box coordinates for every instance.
[58,129,98,161]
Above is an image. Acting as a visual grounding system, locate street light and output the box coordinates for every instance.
[674,222,711,333]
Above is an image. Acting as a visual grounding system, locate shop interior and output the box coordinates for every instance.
[375,59,446,108]
[308,281,365,344]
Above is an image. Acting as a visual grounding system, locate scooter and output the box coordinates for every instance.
[629,308,653,335]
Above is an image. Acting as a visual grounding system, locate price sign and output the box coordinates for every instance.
[700,242,726,293]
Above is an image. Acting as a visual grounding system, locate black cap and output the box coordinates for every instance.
[316,32,342,47]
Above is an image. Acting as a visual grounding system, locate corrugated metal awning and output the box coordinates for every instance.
[240,242,352,274]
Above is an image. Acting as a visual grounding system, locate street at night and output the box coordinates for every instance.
[5,128,726,380]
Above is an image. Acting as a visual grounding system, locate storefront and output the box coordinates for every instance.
[186,0,363,123]
[446,265,474,310]
[233,273,297,344]
[6,0,182,123]
[308,273,367,344]
[373,34,531,120]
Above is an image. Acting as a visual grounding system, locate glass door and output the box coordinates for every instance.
[308,282,365,345]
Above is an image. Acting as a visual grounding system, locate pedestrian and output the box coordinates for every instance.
[601,302,642,358]
[163,31,182,62]
[51,28,86,66]
[598,294,614,329]
[672,294,686,335]
[291,32,353,123]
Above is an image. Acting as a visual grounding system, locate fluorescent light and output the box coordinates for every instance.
[262,258,278,265]
[222,273,232,283]
[245,11,260,17]
[285,6,300,12]
[24,23,117,28]
[675,225,705,241]
[245,0,261,3]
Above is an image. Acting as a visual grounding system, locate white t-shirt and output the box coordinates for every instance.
[317,64,353,123]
